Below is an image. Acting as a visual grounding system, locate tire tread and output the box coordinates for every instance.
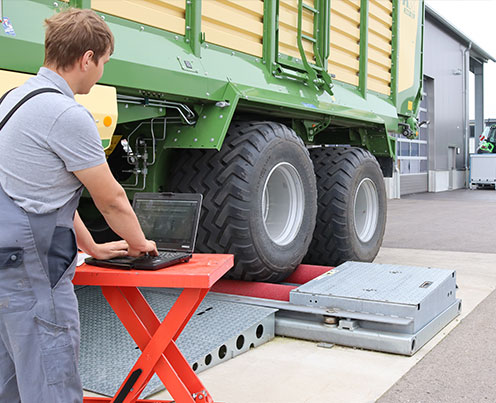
[169,121,315,282]
[304,146,386,266]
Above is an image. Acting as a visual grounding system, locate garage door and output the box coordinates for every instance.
[398,78,430,195]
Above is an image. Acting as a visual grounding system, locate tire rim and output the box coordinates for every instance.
[353,178,379,243]
[262,162,305,246]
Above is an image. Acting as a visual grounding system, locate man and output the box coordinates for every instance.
[0,8,157,402]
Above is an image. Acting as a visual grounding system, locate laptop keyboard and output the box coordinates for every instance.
[158,251,188,259]
[136,251,189,262]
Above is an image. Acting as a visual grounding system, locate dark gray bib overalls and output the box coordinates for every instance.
[0,90,83,402]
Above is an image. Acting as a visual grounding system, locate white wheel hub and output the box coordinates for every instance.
[262,162,304,246]
[353,178,379,243]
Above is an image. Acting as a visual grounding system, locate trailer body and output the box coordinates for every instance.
[0,0,425,281]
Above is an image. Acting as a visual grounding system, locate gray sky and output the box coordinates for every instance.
[425,0,496,119]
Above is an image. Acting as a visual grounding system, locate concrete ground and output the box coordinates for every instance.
[84,188,496,402]
[378,288,496,403]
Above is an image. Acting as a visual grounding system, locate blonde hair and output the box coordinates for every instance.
[44,8,114,70]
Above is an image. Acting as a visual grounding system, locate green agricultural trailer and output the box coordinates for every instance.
[0,0,424,282]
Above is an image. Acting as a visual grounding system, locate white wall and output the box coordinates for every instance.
[384,173,400,199]
[428,170,466,192]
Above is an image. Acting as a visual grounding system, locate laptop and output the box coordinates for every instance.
[85,192,202,270]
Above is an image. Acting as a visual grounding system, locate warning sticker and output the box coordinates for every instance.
[2,18,16,36]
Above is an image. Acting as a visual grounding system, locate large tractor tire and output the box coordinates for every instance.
[304,146,387,266]
[168,121,317,282]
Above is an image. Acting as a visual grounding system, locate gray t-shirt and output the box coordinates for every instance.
[0,67,106,214]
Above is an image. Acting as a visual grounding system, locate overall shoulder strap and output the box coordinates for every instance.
[0,87,63,131]
[0,88,16,105]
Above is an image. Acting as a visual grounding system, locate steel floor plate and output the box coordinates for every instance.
[77,286,276,398]
[291,261,455,305]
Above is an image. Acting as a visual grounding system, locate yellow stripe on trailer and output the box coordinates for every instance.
[92,0,186,36]
[398,0,422,93]
[0,70,117,150]
[202,0,264,57]
[330,0,361,87]
[279,0,316,61]
[368,0,393,96]
[76,85,118,151]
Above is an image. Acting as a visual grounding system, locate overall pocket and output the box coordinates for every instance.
[0,247,36,314]
[47,226,77,288]
[34,315,77,385]
[0,290,36,314]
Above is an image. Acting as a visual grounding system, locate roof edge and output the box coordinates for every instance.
[426,5,496,63]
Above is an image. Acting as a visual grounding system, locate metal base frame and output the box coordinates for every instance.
[276,299,461,356]
[208,292,461,356]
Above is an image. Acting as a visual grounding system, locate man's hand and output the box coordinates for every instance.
[128,240,158,257]
[91,240,129,260]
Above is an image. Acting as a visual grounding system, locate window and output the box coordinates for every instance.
[396,87,429,174]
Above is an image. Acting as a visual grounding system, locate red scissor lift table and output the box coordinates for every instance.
[73,254,234,403]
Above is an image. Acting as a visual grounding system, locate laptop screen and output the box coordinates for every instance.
[133,198,200,252]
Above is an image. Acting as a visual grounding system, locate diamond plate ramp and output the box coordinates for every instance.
[77,286,276,398]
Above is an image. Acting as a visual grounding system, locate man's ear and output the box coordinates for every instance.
[80,50,94,71]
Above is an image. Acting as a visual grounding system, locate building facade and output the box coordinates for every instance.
[387,6,494,197]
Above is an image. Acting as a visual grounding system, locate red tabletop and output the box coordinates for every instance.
[74,254,234,289]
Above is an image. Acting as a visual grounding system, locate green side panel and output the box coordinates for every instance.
[117,103,165,124]
[69,0,91,8]
[98,16,211,102]
[0,1,61,74]
[164,83,240,149]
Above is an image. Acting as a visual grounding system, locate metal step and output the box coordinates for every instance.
[77,286,276,398]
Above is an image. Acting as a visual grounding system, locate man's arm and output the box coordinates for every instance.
[74,162,157,257]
